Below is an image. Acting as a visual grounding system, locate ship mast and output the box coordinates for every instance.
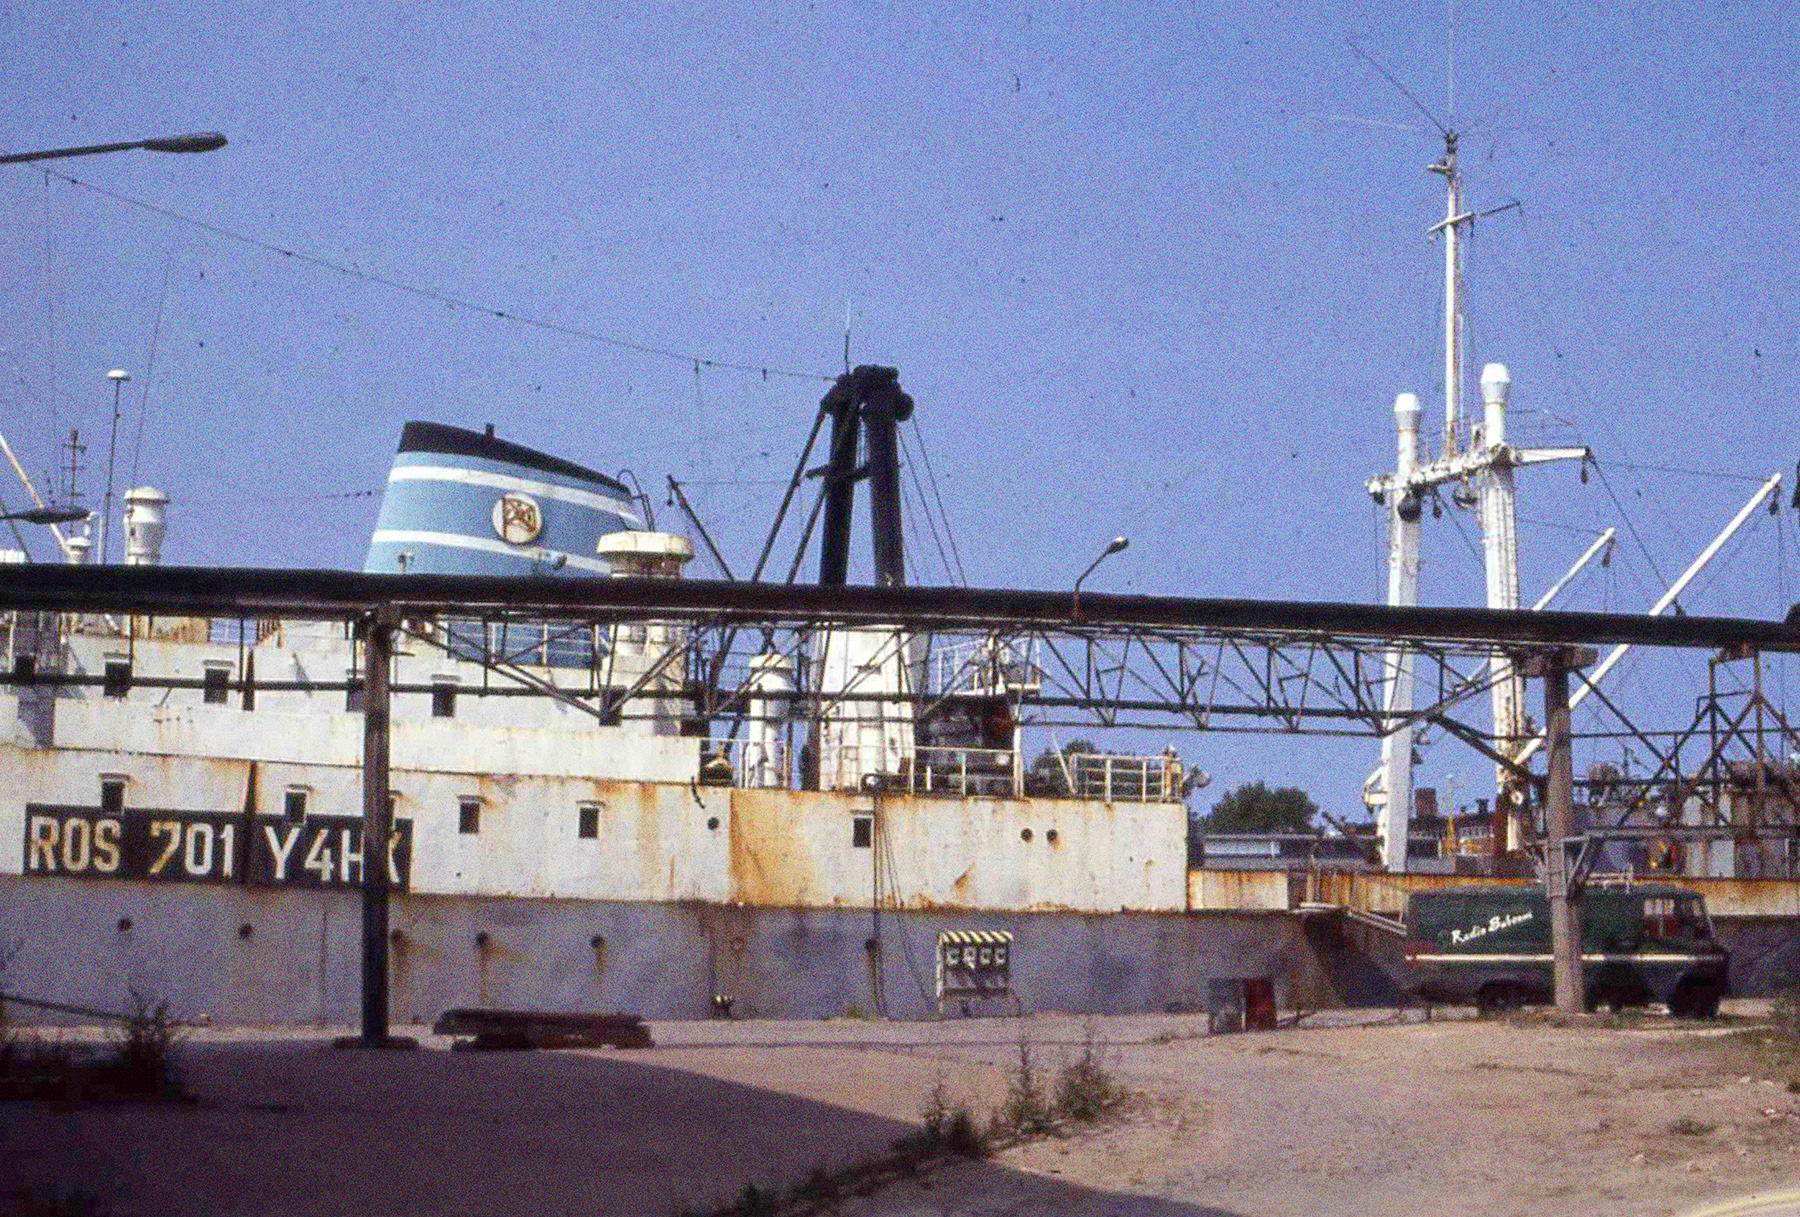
[1434,132,1464,457]
[1365,130,1590,871]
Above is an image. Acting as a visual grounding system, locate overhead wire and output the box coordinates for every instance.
[39,173,59,431]
[180,487,378,507]
[42,169,835,385]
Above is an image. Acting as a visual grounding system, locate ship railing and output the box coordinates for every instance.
[432,615,608,670]
[1069,752,1184,803]
[911,744,1020,797]
[930,636,1043,695]
[814,742,1022,798]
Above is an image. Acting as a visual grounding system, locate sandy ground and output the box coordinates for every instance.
[5,1006,1800,1217]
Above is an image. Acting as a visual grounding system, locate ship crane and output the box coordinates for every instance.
[1363,130,1589,872]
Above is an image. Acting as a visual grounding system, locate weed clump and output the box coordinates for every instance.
[101,993,187,1100]
[673,1035,1131,1216]
[917,1076,987,1158]
[1054,1036,1129,1123]
[0,991,187,1105]
[996,1036,1056,1137]
[987,1031,1131,1144]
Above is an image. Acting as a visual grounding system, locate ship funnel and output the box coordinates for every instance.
[123,487,169,566]
[364,421,642,577]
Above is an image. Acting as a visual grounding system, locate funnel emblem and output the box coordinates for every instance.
[492,492,544,545]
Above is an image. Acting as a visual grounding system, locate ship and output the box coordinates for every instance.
[4,400,1361,1025]
[5,146,1799,1028]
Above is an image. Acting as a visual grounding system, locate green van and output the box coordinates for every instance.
[1403,883,1730,1017]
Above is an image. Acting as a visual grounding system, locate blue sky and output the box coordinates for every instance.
[3,1,1796,814]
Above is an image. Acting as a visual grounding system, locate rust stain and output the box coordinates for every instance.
[727,789,826,906]
[1188,869,1291,912]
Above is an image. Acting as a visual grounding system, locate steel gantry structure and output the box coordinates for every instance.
[5,561,1797,751]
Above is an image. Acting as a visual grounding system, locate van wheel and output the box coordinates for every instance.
[1669,979,1722,1019]
[1585,987,1625,1015]
[1476,983,1521,1018]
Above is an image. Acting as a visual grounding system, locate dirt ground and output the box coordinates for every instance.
[5,1005,1800,1217]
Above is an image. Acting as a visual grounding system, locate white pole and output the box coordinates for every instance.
[1531,529,1617,611]
[1440,135,1462,457]
[1378,392,1424,872]
[100,369,130,565]
[1511,472,1784,769]
[1477,363,1527,817]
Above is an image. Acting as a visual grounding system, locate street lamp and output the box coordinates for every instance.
[1072,536,1129,619]
[0,506,88,525]
[99,369,129,565]
[0,131,227,165]
[1,129,225,562]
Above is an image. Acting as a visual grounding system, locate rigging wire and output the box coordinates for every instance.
[1600,458,1772,484]
[896,427,958,587]
[1437,491,1485,566]
[180,487,378,507]
[1586,459,1673,596]
[1507,206,1699,564]
[127,256,173,490]
[1346,37,1449,135]
[41,169,836,385]
[1516,515,1612,537]
[906,414,968,586]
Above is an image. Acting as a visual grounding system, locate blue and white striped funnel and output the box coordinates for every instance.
[364,422,641,576]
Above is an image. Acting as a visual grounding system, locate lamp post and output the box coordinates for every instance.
[96,369,130,565]
[2,131,225,562]
[0,132,227,165]
[1072,536,1129,619]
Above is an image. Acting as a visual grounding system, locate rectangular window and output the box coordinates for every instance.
[458,797,481,835]
[203,664,231,705]
[345,673,365,713]
[284,789,308,822]
[103,659,132,699]
[851,814,872,849]
[13,654,35,682]
[577,803,600,840]
[100,777,126,814]
[431,679,458,719]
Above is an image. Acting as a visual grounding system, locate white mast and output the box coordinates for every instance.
[1376,393,1424,873]
[1433,133,1465,456]
[1365,131,1589,870]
